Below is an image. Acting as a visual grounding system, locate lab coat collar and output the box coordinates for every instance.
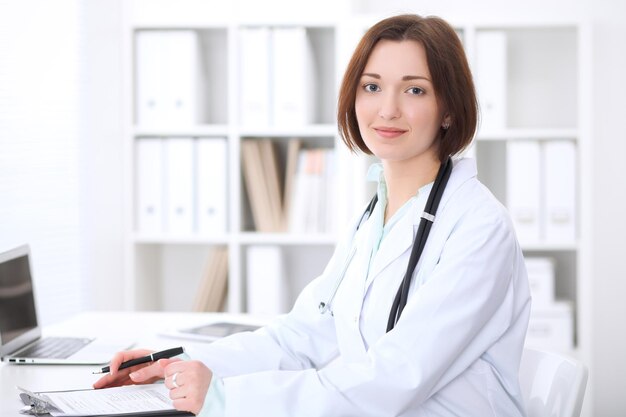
[365,191,425,285]
[365,157,478,286]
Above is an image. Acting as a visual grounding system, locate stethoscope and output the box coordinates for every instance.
[318,156,453,332]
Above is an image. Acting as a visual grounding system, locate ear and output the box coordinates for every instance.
[441,114,452,130]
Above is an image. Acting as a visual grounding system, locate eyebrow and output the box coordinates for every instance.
[361,73,431,82]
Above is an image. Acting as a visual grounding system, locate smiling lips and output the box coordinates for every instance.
[373,127,408,139]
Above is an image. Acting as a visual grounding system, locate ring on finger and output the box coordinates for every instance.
[171,372,179,389]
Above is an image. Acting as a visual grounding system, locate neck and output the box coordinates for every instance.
[382,155,441,222]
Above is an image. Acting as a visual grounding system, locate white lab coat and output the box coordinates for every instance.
[199,158,531,417]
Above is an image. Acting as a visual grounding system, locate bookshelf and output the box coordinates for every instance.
[121,10,590,365]
[123,16,349,316]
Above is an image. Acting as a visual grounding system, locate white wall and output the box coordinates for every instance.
[0,0,127,319]
[0,0,85,324]
[585,1,626,415]
[356,0,585,21]
[78,0,126,310]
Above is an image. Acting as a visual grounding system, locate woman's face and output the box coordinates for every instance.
[355,39,446,165]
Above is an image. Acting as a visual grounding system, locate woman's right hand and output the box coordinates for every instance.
[93,348,163,389]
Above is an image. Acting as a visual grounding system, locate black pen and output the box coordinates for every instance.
[93,346,185,374]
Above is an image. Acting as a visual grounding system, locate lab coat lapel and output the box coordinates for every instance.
[363,158,477,294]
[365,205,417,288]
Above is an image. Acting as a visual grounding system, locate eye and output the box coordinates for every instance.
[406,87,425,95]
[363,83,380,93]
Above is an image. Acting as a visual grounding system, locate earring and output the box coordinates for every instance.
[442,122,450,130]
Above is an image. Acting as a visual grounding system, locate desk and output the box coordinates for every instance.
[0,311,261,416]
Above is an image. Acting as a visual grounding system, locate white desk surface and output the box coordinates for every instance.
[0,311,264,417]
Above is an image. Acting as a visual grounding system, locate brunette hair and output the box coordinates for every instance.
[337,14,478,161]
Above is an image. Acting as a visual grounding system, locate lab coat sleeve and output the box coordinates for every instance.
[195,212,363,378]
[220,203,523,416]
[196,375,225,417]
[197,282,340,376]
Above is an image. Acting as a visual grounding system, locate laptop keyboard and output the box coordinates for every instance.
[17,337,93,359]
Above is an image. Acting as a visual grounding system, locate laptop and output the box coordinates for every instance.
[0,244,132,364]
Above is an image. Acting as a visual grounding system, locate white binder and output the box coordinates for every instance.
[239,27,272,126]
[271,27,316,126]
[543,140,576,243]
[135,138,164,233]
[506,141,541,243]
[136,30,200,126]
[475,31,507,131]
[196,137,228,234]
[246,245,288,315]
[164,138,195,234]
[163,30,201,125]
[135,31,166,126]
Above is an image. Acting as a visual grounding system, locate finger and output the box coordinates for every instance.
[128,361,167,383]
[157,357,181,369]
[93,373,133,389]
[164,369,183,390]
[94,349,154,389]
[165,361,213,393]
[162,358,188,376]
[168,383,186,400]
[150,358,180,379]
[163,360,189,391]
[109,349,154,376]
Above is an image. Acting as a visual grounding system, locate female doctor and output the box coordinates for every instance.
[95,14,531,417]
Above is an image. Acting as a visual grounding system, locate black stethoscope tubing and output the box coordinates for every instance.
[317,156,453,331]
[354,156,453,332]
[386,156,453,331]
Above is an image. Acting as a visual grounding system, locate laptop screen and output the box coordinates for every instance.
[0,252,37,345]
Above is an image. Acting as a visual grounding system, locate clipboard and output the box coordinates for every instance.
[17,383,193,416]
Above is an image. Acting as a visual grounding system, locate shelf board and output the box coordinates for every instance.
[238,124,337,138]
[131,236,575,250]
[132,234,229,245]
[476,128,578,141]
[131,232,339,246]
[133,124,338,138]
[520,241,578,251]
[133,124,229,137]
[238,232,338,245]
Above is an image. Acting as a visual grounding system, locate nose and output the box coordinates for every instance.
[378,92,400,120]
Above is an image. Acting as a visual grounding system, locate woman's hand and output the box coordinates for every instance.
[93,349,174,389]
[162,360,213,415]
[93,349,213,415]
